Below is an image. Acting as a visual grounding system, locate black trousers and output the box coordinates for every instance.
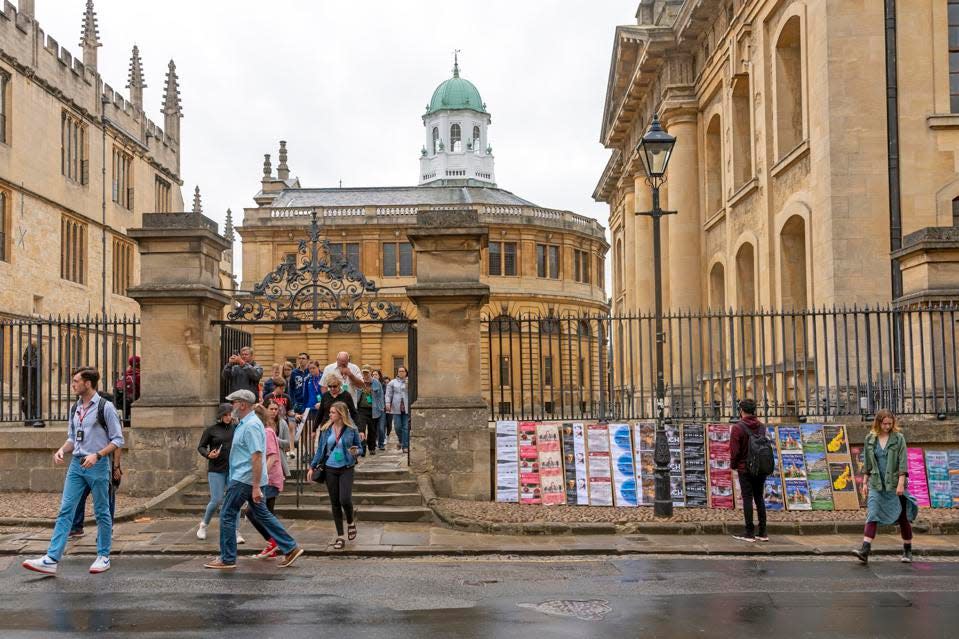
[324,466,355,536]
[738,472,768,535]
[357,407,376,452]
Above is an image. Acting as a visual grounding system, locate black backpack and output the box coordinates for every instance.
[72,393,122,488]
[739,423,776,477]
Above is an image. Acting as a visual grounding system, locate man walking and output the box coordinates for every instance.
[290,352,310,414]
[222,346,263,399]
[322,351,366,406]
[729,398,773,543]
[22,367,124,575]
[204,389,303,570]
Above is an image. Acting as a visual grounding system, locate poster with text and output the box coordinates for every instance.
[561,423,587,505]
[572,423,589,505]
[666,423,685,506]
[518,422,541,505]
[800,424,827,455]
[634,423,656,505]
[784,481,812,510]
[494,421,519,503]
[608,423,638,507]
[907,448,931,507]
[763,426,785,511]
[707,423,733,509]
[850,445,867,507]
[823,425,849,456]
[536,423,565,505]
[683,424,708,507]
[778,426,803,454]
[925,450,951,508]
[829,461,860,510]
[779,425,812,511]
[948,450,959,507]
[587,424,613,506]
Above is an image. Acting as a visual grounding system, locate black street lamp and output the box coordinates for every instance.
[636,114,676,518]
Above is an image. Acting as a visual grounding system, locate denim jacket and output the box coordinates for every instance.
[310,426,362,469]
[371,378,385,419]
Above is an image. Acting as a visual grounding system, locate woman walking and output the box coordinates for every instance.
[854,410,919,564]
[196,404,244,544]
[309,401,362,550]
[385,367,410,453]
[314,375,359,431]
[250,404,287,559]
[371,369,386,451]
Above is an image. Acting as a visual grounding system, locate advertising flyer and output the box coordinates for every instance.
[778,426,802,453]
[808,479,835,510]
[633,422,656,506]
[779,425,811,511]
[587,423,613,506]
[907,448,931,507]
[572,423,589,505]
[560,423,585,505]
[707,423,734,509]
[829,461,860,510]
[518,421,541,505]
[608,423,638,507]
[494,420,519,503]
[764,426,785,511]
[823,425,849,456]
[683,424,708,507]
[850,445,867,507]
[925,450,951,508]
[949,450,959,507]
[667,423,685,506]
[536,423,565,505]
[784,481,812,510]
[800,424,827,454]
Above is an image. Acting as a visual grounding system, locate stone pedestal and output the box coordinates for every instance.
[125,212,230,495]
[406,209,491,500]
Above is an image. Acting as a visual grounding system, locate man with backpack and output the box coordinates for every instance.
[21,367,124,576]
[729,398,774,542]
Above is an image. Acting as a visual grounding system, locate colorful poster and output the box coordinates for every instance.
[572,423,589,505]
[608,423,638,507]
[784,482,812,510]
[683,424,708,507]
[805,451,829,480]
[781,453,807,480]
[536,423,565,505]
[808,480,835,510]
[667,423,685,507]
[707,423,733,509]
[949,450,959,508]
[560,423,586,505]
[800,424,827,454]
[633,422,656,505]
[850,445,868,507]
[518,422,541,505]
[829,461,860,510]
[824,425,849,456]
[925,450,951,508]
[763,426,785,511]
[494,420,519,503]
[587,424,613,506]
[778,426,802,453]
[779,424,811,511]
[907,448,931,508]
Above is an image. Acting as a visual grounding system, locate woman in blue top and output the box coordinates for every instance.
[309,401,362,550]
[854,409,918,564]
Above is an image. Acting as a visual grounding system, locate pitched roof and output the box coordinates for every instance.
[270,185,539,208]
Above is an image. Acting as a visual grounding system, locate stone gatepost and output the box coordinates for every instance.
[126,212,230,495]
[406,209,491,500]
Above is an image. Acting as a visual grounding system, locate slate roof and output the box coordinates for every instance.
[270,186,540,209]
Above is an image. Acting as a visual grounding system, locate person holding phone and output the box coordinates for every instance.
[309,401,362,550]
[196,404,243,544]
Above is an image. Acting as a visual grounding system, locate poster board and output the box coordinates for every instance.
[536,423,565,505]
[586,423,613,506]
[763,426,785,511]
[683,424,708,507]
[518,422,541,505]
[561,423,588,505]
[925,450,952,508]
[823,424,858,510]
[608,423,638,507]
[801,424,834,510]
[634,422,656,506]
[666,423,685,506]
[778,425,811,510]
[707,423,734,509]
[907,448,931,507]
[494,420,519,503]
[949,450,959,507]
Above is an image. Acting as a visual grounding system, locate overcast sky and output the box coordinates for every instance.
[41,1,631,277]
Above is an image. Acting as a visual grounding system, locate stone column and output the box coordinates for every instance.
[622,190,637,312]
[126,212,230,495]
[633,173,654,313]
[406,209,491,500]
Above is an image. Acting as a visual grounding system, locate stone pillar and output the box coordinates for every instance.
[406,209,491,500]
[633,174,654,313]
[622,190,637,312]
[661,111,702,311]
[126,212,230,495]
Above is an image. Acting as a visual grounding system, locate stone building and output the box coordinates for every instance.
[237,61,608,416]
[0,0,185,321]
[596,0,959,316]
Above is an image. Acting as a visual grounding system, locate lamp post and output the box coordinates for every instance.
[636,114,676,518]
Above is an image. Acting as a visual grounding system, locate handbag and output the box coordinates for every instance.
[311,426,347,484]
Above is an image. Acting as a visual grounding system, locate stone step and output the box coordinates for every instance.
[162,503,434,523]
[193,478,419,494]
[180,491,423,507]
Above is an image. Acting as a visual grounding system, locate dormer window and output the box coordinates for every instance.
[432,127,439,154]
[450,123,462,152]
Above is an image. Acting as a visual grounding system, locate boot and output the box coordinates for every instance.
[901,543,912,564]
[854,541,871,564]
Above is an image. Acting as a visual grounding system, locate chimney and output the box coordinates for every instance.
[277,141,290,180]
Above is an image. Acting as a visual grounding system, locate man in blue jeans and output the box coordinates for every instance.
[22,367,124,576]
[204,389,304,570]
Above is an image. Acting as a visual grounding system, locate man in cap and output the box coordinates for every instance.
[204,389,303,570]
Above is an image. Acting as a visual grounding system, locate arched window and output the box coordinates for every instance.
[731,75,752,187]
[953,196,959,226]
[705,114,723,215]
[775,16,804,158]
[780,215,807,309]
[614,238,624,295]
[450,124,462,152]
[708,262,726,372]
[709,262,726,311]
[473,125,481,153]
[431,127,439,154]
[736,242,756,359]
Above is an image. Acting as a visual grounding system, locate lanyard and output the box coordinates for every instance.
[310,377,321,394]
[76,400,94,428]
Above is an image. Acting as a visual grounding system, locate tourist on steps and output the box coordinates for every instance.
[309,401,362,550]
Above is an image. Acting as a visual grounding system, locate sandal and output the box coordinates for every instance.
[332,537,345,550]
[347,524,357,541]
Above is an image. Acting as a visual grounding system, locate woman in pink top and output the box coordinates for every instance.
[250,404,285,559]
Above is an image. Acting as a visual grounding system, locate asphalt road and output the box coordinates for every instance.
[1,554,957,638]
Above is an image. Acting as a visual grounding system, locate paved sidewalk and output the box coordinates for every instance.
[3,517,959,558]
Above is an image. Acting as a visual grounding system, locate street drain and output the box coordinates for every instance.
[517,599,612,621]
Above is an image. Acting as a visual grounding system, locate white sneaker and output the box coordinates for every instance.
[89,556,111,574]
[21,555,58,575]
[236,533,245,545]
[196,523,207,540]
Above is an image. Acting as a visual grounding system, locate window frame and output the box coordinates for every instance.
[330,241,361,271]
[60,214,88,285]
[111,145,134,210]
[951,1,959,113]
[450,123,462,152]
[61,111,88,185]
[0,70,9,145]
[111,236,135,296]
[154,175,172,213]
[0,190,7,262]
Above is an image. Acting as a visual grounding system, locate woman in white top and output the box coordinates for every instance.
[385,367,410,453]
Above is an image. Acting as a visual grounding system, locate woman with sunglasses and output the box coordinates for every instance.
[309,401,362,549]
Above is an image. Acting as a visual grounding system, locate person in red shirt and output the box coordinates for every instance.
[729,398,769,543]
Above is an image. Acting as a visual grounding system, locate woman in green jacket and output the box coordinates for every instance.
[854,410,919,564]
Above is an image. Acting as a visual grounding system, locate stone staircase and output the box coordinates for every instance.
[164,449,433,523]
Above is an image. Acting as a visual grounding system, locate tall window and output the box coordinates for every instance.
[951,1,959,112]
[60,215,87,284]
[392,356,405,377]
[450,123,462,152]
[112,146,133,210]
[329,242,360,270]
[432,127,439,153]
[774,16,804,157]
[154,176,171,212]
[488,241,517,276]
[112,237,134,296]
[705,114,723,214]
[61,111,87,184]
[472,125,481,153]
[597,255,604,289]
[573,249,591,284]
[536,243,559,278]
[543,356,553,386]
[499,355,511,386]
[0,190,6,262]
[0,71,8,144]
[731,75,752,187]
[382,241,413,276]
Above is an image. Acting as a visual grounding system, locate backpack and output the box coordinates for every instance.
[739,423,775,477]
[72,393,122,488]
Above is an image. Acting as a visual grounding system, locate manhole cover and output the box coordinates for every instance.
[517,599,612,621]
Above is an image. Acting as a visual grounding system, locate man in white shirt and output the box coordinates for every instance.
[322,351,367,406]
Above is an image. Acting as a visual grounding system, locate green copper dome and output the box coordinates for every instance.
[427,61,487,115]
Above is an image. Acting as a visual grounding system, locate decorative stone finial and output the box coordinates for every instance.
[262,154,272,178]
[162,59,183,141]
[224,208,235,242]
[79,0,102,68]
[277,141,289,180]
[127,45,146,110]
[453,49,461,78]
[192,186,202,214]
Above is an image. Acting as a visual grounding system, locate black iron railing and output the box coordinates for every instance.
[482,306,959,422]
[0,315,140,425]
